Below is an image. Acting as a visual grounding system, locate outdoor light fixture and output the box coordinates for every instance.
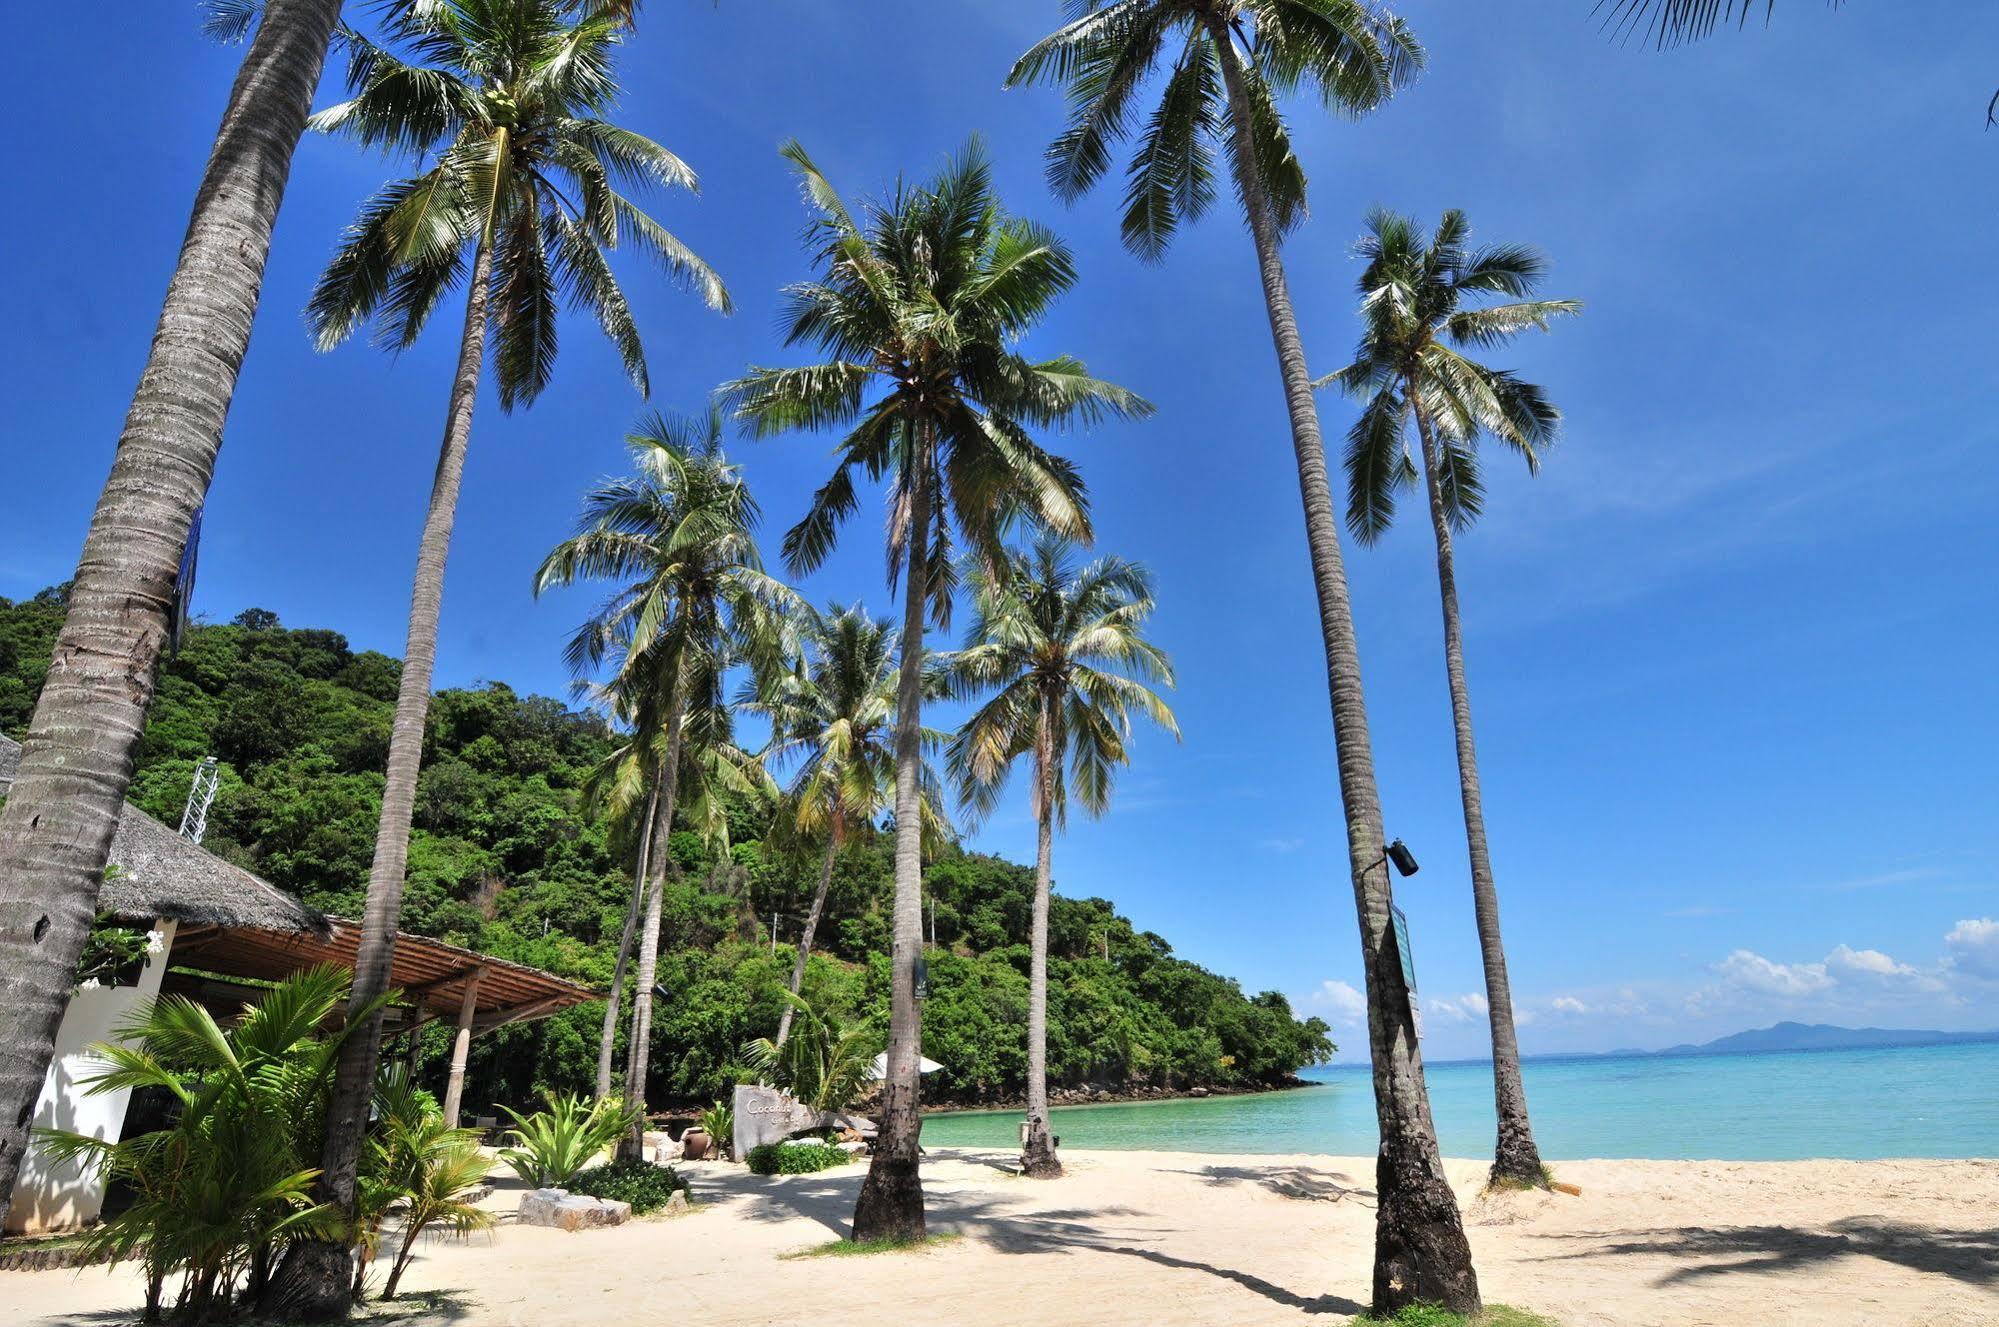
[1384,839,1419,878]
[653,983,671,1000]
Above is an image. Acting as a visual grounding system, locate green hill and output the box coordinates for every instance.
[1,586,1331,1113]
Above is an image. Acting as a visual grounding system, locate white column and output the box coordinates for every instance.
[6,919,177,1236]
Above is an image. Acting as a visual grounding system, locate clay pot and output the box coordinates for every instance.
[680,1127,713,1161]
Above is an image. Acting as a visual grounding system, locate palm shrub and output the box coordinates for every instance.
[698,1101,735,1160]
[498,1092,639,1187]
[35,967,378,1323]
[352,1064,491,1301]
[741,991,881,1116]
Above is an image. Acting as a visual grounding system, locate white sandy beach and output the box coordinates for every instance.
[6,1149,1995,1327]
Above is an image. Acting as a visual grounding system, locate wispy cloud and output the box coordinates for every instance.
[1259,837,1305,854]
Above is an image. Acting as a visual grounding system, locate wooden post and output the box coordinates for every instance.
[440,968,486,1128]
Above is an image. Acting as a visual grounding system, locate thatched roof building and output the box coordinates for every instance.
[0,734,325,936]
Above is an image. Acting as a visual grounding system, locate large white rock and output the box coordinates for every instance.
[517,1188,631,1232]
[731,1084,879,1159]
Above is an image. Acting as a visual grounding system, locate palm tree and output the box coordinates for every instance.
[1321,208,1580,1189]
[535,412,795,1148]
[744,604,948,1048]
[725,139,1151,1241]
[742,992,882,1116]
[285,4,727,1304]
[0,0,345,1226]
[1006,4,1478,1310]
[935,534,1178,1178]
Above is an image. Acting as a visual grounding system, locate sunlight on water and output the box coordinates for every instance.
[921,1042,1999,1160]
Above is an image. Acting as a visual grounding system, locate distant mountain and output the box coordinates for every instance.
[1652,1022,1999,1057]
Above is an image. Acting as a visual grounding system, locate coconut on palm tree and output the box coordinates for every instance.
[0,0,345,1224]
[283,3,728,1307]
[726,138,1151,1242]
[535,412,795,1145]
[1006,3,1477,1309]
[1321,208,1580,1189]
[744,605,949,1048]
[935,534,1178,1178]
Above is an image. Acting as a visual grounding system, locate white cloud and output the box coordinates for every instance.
[1551,995,1589,1015]
[1716,949,1835,997]
[1311,979,1368,1024]
[1424,993,1490,1023]
[1260,837,1306,854]
[1944,918,1999,980]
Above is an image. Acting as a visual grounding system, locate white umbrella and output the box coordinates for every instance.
[867,1052,943,1080]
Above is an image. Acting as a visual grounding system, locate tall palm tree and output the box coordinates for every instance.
[725,139,1151,1242]
[535,412,796,1147]
[574,661,668,1101]
[744,605,948,1048]
[935,534,1178,1179]
[1322,208,1580,1189]
[1006,4,1479,1310]
[0,0,344,1226]
[283,4,728,1308]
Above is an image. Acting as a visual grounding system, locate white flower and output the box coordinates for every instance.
[145,930,167,956]
[78,977,103,991]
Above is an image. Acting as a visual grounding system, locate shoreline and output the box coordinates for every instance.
[916,1075,1317,1118]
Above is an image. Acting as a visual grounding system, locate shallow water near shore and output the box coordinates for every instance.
[921,1040,1999,1160]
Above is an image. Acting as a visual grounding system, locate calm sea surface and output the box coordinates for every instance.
[921,1041,1999,1160]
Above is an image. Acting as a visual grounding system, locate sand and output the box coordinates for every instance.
[6,1149,1995,1326]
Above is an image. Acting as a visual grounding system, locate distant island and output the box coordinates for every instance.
[1647,1022,1999,1058]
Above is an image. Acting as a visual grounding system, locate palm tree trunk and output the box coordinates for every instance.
[0,0,342,1227]
[279,236,495,1317]
[1410,401,1544,1188]
[1206,22,1479,1315]
[851,433,932,1243]
[776,826,840,1049]
[622,667,688,1155]
[595,775,660,1099]
[1021,686,1062,1178]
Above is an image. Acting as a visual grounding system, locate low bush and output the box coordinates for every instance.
[746,1141,853,1176]
[569,1159,690,1215]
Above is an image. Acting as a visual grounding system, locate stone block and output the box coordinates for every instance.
[517,1188,631,1232]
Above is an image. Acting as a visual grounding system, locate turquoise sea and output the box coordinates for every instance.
[921,1041,1999,1160]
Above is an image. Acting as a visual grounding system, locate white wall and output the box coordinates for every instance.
[5,920,176,1236]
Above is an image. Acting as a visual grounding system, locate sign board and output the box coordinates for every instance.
[1390,903,1417,994]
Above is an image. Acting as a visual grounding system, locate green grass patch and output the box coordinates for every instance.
[782,1233,963,1260]
[1356,1306,1559,1327]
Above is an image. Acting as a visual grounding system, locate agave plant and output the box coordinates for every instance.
[698,1100,735,1160]
[497,1091,639,1187]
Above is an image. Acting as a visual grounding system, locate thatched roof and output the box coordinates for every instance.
[0,734,327,936]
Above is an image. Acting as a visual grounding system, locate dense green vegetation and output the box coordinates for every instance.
[0,591,1331,1115]
[746,1141,853,1176]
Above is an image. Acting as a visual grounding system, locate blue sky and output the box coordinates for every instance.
[5,2,1996,1060]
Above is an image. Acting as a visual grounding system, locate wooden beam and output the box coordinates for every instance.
[399,963,487,1001]
[440,967,486,1129]
[471,992,569,1034]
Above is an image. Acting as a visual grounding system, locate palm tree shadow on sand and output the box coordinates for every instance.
[1164,1163,1376,1206]
[698,1161,1366,1316]
[1530,1217,1999,1289]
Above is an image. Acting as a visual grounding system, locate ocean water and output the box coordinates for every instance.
[920,1041,1999,1160]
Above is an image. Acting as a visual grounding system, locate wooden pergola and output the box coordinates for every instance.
[163,921,598,1125]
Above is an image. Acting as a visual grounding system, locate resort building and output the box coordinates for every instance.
[0,734,596,1236]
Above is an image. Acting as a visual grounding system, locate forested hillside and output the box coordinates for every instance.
[1,586,1331,1113]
